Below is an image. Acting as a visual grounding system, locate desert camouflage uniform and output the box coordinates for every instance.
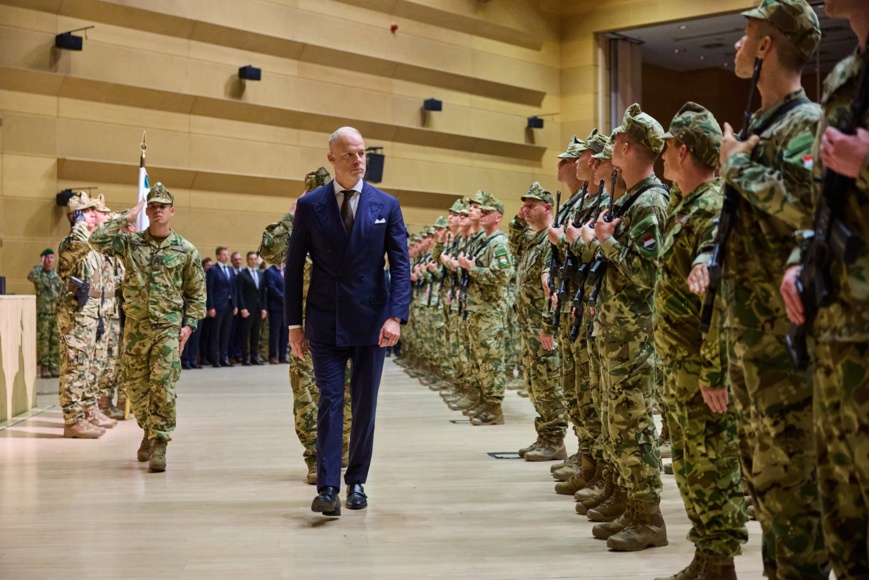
[96,255,125,405]
[27,264,65,375]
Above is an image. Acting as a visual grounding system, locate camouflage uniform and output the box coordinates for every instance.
[27,258,65,376]
[805,42,869,579]
[57,196,105,427]
[509,183,567,447]
[90,184,207,443]
[465,191,513,423]
[719,2,828,576]
[654,103,747,561]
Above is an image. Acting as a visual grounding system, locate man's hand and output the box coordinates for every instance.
[687,263,710,296]
[821,126,869,179]
[241,308,250,318]
[700,385,728,414]
[411,272,418,282]
[594,210,618,242]
[68,210,84,225]
[290,327,308,359]
[781,264,805,324]
[720,122,760,164]
[233,308,238,316]
[458,256,475,269]
[378,318,401,348]
[261,309,268,320]
[126,199,147,223]
[547,225,564,245]
[539,331,555,351]
[179,326,193,354]
[580,218,596,244]
[565,222,581,244]
[541,273,551,299]
[207,308,216,318]
[427,261,437,272]
[516,206,528,221]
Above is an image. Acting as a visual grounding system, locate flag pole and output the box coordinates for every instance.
[137,131,150,233]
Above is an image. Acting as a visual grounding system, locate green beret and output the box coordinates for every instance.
[147,183,174,205]
[40,248,54,256]
[742,0,820,58]
[664,102,723,169]
[521,182,554,206]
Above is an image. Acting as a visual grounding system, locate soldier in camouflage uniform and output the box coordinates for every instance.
[424,216,452,389]
[713,2,830,576]
[460,191,513,425]
[778,2,869,576]
[579,104,670,551]
[27,248,65,378]
[654,103,748,579]
[259,168,352,485]
[509,183,567,462]
[90,184,206,472]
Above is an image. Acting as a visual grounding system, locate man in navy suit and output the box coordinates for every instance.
[285,127,410,516]
[265,263,288,363]
[237,251,267,365]
[205,246,239,367]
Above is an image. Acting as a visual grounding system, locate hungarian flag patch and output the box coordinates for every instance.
[642,235,656,250]
[803,154,813,170]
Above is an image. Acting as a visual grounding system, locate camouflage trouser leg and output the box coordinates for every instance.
[91,317,109,395]
[558,314,581,448]
[463,312,483,402]
[37,312,60,373]
[601,334,661,504]
[728,328,829,579]
[98,317,121,400]
[439,302,454,381]
[57,310,98,424]
[468,308,506,405]
[661,350,747,557]
[574,335,599,458]
[588,335,614,473]
[450,311,470,391]
[290,354,351,468]
[121,320,180,441]
[813,340,869,579]
[520,326,565,442]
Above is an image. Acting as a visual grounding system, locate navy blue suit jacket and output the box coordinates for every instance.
[205,263,238,311]
[265,266,284,312]
[284,181,410,347]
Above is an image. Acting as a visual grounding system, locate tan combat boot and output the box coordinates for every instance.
[306,462,317,485]
[606,501,668,552]
[516,389,529,398]
[40,365,53,379]
[137,433,152,462]
[63,419,103,439]
[697,554,736,580]
[149,439,168,472]
[587,485,628,522]
[470,404,504,426]
[551,453,580,481]
[464,401,486,417]
[524,438,567,462]
[654,548,708,580]
[575,464,608,502]
[592,500,635,540]
[85,405,117,429]
[518,438,541,458]
[576,470,613,515]
[555,472,586,496]
[99,396,124,421]
[448,396,479,412]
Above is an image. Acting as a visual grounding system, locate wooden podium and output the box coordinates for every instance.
[0,296,38,424]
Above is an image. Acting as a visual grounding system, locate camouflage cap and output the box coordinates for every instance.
[434,215,448,228]
[40,248,54,256]
[472,190,505,214]
[664,102,723,168]
[578,129,608,156]
[409,233,420,244]
[421,225,435,236]
[742,0,820,58]
[304,167,332,192]
[613,103,666,154]
[521,182,554,205]
[147,183,174,205]
[557,135,585,158]
[592,130,619,161]
[448,198,465,214]
[93,193,111,213]
[66,191,97,214]
[458,198,470,216]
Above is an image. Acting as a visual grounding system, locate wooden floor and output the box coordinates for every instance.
[0,359,765,579]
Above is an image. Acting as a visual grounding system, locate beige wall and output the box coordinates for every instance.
[1,0,758,294]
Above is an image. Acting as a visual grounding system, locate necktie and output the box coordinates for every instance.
[252,269,258,289]
[340,190,355,236]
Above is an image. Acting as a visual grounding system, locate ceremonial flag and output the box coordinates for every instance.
[137,132,150,233]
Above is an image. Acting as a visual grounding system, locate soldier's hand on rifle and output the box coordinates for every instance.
[580,218,596,244]
[541,272,551,298]
[539,331,555,351]
[700,385,728,414]
[821,126,869,179]
[565,222,581,244]
[440,253,452,268]
[780,264,805,324]
[687,263,710,295]
[720,122,760,163]
[458,256,474,269]
[594,210,618,242]
[436,229,448,243]
[551,293,559,310]
[125,199,147,223]
[427,261,437,272]
[547,225,564,245]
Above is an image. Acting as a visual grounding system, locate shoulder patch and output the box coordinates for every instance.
[642,235,657,250]
[783,131,815,167]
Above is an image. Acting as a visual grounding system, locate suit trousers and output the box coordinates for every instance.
[268,308,288,360]
[240,314,262,361]
[208,307,234,363]
[309,341,385,491]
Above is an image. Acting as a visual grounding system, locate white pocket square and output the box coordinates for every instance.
[374,218,386,224]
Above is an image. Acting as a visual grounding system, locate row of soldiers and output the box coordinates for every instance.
[399,1,869,579]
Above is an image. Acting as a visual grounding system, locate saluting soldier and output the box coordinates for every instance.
[28,248,65,378]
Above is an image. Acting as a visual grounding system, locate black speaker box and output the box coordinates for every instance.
[56,189,74,207]
[238,65,262,81]
[55,33,83,51]
[365,153,385,183]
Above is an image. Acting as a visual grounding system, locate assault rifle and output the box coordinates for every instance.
[569,179,605,342]
[553,183,588,330]
[432,232,452,306]
[699,57,762,333]
[546,191,562,314]
[586,171,618,313]
[786,47,869,369]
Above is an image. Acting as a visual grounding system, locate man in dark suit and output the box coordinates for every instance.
[237,251,268,365]
[285,126,410,516]
[265,263,288,363]
[205,246,238,367]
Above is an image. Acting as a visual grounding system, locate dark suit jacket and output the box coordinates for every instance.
[284,181,410,346]
[265,266,284,312]
[205,263,238,311]
[237,268,267,313]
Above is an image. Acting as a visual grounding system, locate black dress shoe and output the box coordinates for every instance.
[345,483,368,510]
[212,362,221,368]
[191,363,202,369]
[311,486,341,516]
[242,359,251,366]
[181,361,192,370]
[220,359,234,368]
[252,358,264,366]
